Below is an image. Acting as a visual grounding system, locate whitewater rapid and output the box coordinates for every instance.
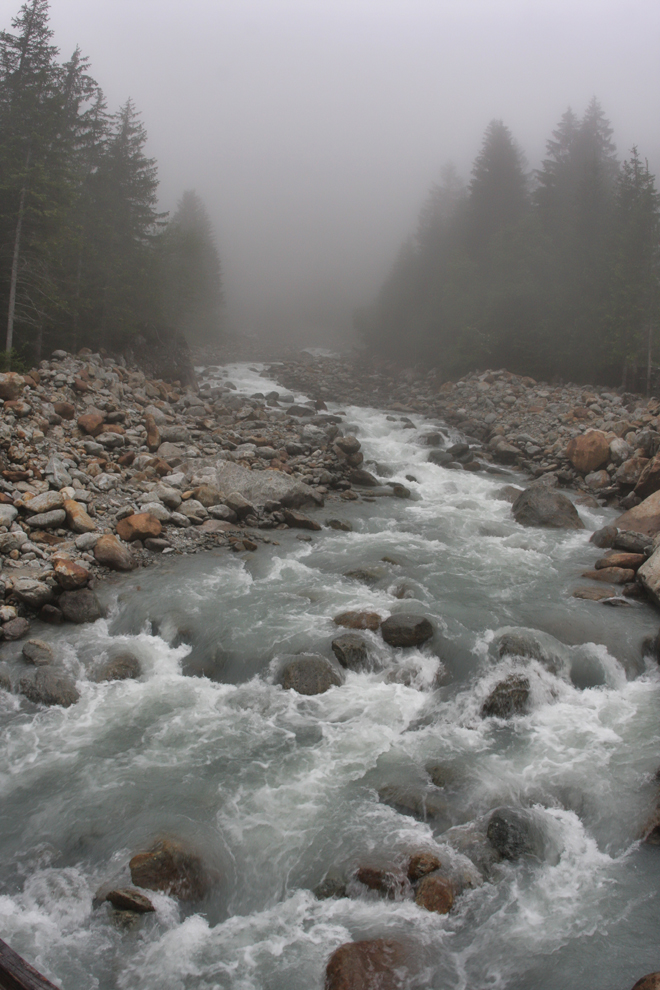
[1,362,659,990]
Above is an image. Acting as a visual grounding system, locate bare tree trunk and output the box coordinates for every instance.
[6,149,31,363]
[647,323,653,397]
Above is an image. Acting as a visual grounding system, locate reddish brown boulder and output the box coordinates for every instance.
[78,411,105,436]
[631,975,660,990]
[282,508,321,530]
[53,401,76,420]
[63,499,96,534]
[105,888,155,913]
[581,567,635,584]
[129,838,210,901]
[355,867,407,899]
[572,586,618,601]
[93,534,136,571]
[325,940,406,990]
[407,852,441,882]
[333,611,381,631]
[595,552,645,571]
[144,413,160,452]
[116,512,162,542]
[414,874,454,914]
[566,430,610,473]
[73,377,90,392]
[635,453,660,499]
[52,557,90,590]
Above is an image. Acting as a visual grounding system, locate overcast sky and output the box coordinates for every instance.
[30,0,660,345]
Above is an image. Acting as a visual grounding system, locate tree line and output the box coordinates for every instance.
[357,100,660,387]
[0,0,223,365]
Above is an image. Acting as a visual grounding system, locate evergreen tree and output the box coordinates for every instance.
[159,190,223,345]
[467,120,528,257]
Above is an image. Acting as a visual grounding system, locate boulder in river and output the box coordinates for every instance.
[58,589,102,624]
[481,674,530,718]
[331,634,372,672]
[354,866,408,900]
[407,852,442,882]
[129,838,210,901]
[52,556,90,590]
[2,616,30,640]
[105,888,155,913]
[486,807,543,861]
[333,611,381,631]
[511,487,585,530]
[19,667,79,707]
[636,550,660,607]
[349,468,379,487]
[325,939,407,990]
[590,525,618,548]
[98,652,141,682]
[276,653,343,694]
[22,639,54,665]
[414,873,454,914]
[380,614,433,647]
[631,975,660,990]
[282,508,321,531]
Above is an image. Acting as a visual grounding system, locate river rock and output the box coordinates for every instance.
[98,652,141,681]
[129,838,209,901]
[486,807,542,860]
[53,400,75,420]
[3,616,30,640]
[333,611,381,630]
[335,435,361,455]
[414,873,454,914]
[595,552,645,571]
[378,783,448,822]
[0,504,18,527]
[116,512,162,542]
[631,975,660,990]
[614,491,660,536]
[617,455,649,487]
[635,453,660,499]
[428,449,453,466]
[224,491,255,518]
[331,634,371,671]
[349,468,379,487]
[144,413,160,452]
[12,578,54,609]
[0,531,28,553]
[325,940,406,990]
[0,371,24,401]
[590,524,618,548]
[153,483,182,509]
[78,411,105,435]
[636,550,660,606]
[22,639,54,665]
[52,556,90,590]
[572,586,618,601]
[276,653,343,694]
[581,566,635,584]
[24,490,64,514]
[105,888,155,913]
[25,508,66,529]
[282,508,321,530]
[19,667,80,707]
[407,852,442,882]
[192,484,223,507]
[613,530,653,554]
[186,458,323,510]
[58,589,102,623]
[566,430,610,473]
[380,614,433,647]
[354,866,408,899]
[481,675,530,718]
[511,488,584,529]
[63,499,96,533]
[94,534,137,571]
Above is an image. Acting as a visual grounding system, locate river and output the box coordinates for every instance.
[1,361,659,990]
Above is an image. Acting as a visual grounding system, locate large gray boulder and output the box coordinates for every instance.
[380,614,434,647]
[331,634,372,672]
[275,653,343,694]
[512,488,585,529]
[182,458,323,509]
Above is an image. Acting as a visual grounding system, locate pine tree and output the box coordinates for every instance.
[159,190,223,345]
[467,120,528,257]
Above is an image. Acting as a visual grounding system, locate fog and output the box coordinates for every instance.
[46,0,660,349]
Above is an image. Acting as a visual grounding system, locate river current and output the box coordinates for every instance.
[1,362,659,990]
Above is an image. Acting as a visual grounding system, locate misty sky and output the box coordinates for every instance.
[35,0,660,344]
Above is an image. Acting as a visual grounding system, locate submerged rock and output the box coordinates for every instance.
[98,652,141,682]
[333,611,381,631]
[486,807,544,861]
[129,838,210,901]
[275,653,343,694]
[354,866,409,900]
[414,873,454,914]
[22,639,54,665]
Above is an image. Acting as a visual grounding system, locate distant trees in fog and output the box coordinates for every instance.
[0,0,223,363]
[358,99,660,386]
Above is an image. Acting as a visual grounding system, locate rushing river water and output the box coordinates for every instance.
[1,362,660,990]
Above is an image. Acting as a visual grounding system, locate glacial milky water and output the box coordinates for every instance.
[1,362,660,990]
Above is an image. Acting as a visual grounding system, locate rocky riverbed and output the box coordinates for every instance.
[3,351,660,990]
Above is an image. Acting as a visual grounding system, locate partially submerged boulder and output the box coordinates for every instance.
[58,589,102,624]
[331,634,372,672]
[19,667,79,707]
[333,611,381,631]
[615,490,660,536]
[380,614,433,647]
[414,874,454,914]
[105,888,155,913]
[275,653,343,695]
[512,488,584,530]
[325,940,407,990]
[481,675,530,719]
[129,838,210,901]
